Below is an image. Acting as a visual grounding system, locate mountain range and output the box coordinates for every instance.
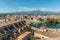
[0,10,60,15]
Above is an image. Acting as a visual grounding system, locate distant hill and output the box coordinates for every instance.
[0,10,60,15]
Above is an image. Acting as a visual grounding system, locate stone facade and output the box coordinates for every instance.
[0,20,31,40]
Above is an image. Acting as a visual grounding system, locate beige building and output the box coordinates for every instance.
[34,30,60,40]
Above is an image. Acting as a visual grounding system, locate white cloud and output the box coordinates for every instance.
[40,8,47,11]
[19,7,48,12]
[14,7,60,12]
[19,7,37,12]
[40,8,60,12]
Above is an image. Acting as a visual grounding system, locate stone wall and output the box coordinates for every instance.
[0,20,31,40]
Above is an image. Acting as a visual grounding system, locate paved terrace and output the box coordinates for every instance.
[0,19,22,27]
[35,30,60,38]
[16,32,31,40]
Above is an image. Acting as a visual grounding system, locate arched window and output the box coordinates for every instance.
[0,30,5,34]
[18,22,23,27]
[14,23,20,29]
[3,27,9,33]
[8,25,15,30]
[21,21,25,25]
[26,26,29,29]
[20,28,23,33]
[23,27,26,30]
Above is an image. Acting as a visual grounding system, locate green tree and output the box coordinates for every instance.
[30,29,36,40]
[4,15,7,23]
[45,18,59,28]
[30,36,35,40]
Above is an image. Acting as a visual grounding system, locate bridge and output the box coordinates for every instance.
[0,20,31,40]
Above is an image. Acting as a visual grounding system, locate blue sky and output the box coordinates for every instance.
[0,0,60,13]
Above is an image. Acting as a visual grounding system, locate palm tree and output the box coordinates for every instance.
[4,15,7,23]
